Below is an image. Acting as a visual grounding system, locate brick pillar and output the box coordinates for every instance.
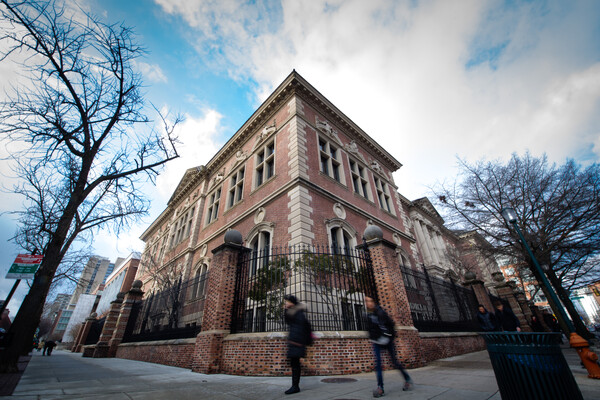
[514,290,533,332]
[364,226,424,368]
[192,231,250,373]
[108,281,144,357]
[93,293,124,358]
[494,277,530,331]
[70,323,85,352]
[74,313,98,353]
[464,278,494,312]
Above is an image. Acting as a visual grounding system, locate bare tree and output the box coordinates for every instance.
[0,0,180,371]
[433,152,600,339]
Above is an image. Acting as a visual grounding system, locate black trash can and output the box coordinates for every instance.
[481,332,583,400]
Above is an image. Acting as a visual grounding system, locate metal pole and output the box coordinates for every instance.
[0,279,21,318]
[511,221,575,333]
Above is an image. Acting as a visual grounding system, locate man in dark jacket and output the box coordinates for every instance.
[365,296,412,398]
[283,294,311,395]
[494,301,521,332]
[476,305,498,331]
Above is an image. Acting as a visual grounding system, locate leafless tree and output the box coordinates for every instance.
[432,152,600,339]
[0,0,180,371]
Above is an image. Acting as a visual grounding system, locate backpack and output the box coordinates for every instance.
[304,318,314,346]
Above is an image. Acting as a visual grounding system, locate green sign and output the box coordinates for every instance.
[6,254,44,279]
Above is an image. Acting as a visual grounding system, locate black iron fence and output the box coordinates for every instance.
[400,265,479,332]
[84,316,105,345]
[122,275,207,343]
[231,244,377,333]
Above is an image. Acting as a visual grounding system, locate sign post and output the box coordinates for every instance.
[1,254,44,317]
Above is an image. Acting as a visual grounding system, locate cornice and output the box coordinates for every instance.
[203,70,403,179]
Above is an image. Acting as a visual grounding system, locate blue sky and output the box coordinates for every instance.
[1,0,599,314]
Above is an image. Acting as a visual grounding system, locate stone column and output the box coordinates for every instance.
[192,230,250,374]
[74,313,98,353]
[493,275,530,331]
[414,220,433,265]
[464,277,494,312]
[93,293,124,358]
[364,225,424,368]
[108,281,144,357]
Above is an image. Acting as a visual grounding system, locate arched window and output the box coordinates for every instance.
[247,225,273,277]
[192,264,208,299]
[326,219,357,255]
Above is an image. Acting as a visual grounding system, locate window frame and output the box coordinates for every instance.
[205,186,222,225]
[374,176,394,214]
[349,159,371,200]
[227,166,245,209]
[255,140,275,188]
[318,136,344,184]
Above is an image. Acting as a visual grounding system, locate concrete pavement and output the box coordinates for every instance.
[3,346,600,399]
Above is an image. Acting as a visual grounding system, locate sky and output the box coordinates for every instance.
[0,0,599,314]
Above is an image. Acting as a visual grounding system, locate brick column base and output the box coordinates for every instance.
[192,330,228,373]
[75,313,98,353]
[395,328,425,368]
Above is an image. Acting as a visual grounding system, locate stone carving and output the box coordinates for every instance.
[333,203,346,219]
[392,233,402,245]
[316,118,342,146]
[254,207,266,224]
[253,121,277,150]
[232,149,248,169]
[210,170,225,189]
[344,140,366,163]
[371,160,384,175]
[199,244,208,257]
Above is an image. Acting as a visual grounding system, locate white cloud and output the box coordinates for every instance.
[137,61,168,83]
[154,0,600,199]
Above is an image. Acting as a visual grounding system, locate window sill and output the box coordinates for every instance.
[251,174,277,195]
[319,171,348,190]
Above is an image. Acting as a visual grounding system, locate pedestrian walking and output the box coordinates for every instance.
[365,295,413,398]
[283,294,312,395]
[476,304,498,332]
[530,315,544,332]
[494,301,521,332]
[43,340,56,356]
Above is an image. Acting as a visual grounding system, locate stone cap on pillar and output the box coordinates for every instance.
[212,229,251,254]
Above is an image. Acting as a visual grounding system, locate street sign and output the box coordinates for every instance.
[6,254,44,279]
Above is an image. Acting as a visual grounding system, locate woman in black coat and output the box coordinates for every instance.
[283,294,310,395]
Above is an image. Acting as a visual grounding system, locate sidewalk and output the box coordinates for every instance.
[2,346,599,399]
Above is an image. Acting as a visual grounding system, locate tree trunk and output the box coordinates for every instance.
[547,269,594,340]
[0,257,56,372]
[0,211,75,372]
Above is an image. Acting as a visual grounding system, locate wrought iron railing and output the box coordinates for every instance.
[122,275,207,343]
[231,244,377,333]
[400,265,479,332]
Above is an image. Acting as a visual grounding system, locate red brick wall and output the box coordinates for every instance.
[419,333,485,363]
[116,339,196,369]
[115,332,484,375]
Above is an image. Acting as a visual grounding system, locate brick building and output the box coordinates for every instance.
[82,71,523,375]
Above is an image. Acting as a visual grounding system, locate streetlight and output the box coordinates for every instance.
[501,207,600,379]
[500,207,574,333]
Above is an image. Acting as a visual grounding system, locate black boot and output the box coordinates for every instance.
[285,386,300,395]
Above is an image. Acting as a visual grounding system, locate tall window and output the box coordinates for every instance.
[319,137,342,183]
[173,207,195,245]
[255,141,275,187]
[350,159,370,199]
[192,264,208,299]
[330,226,353,255]
[206,187,221,224]
[375,177,393,214]
[228,167,245,208]
[250,231,271,276]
